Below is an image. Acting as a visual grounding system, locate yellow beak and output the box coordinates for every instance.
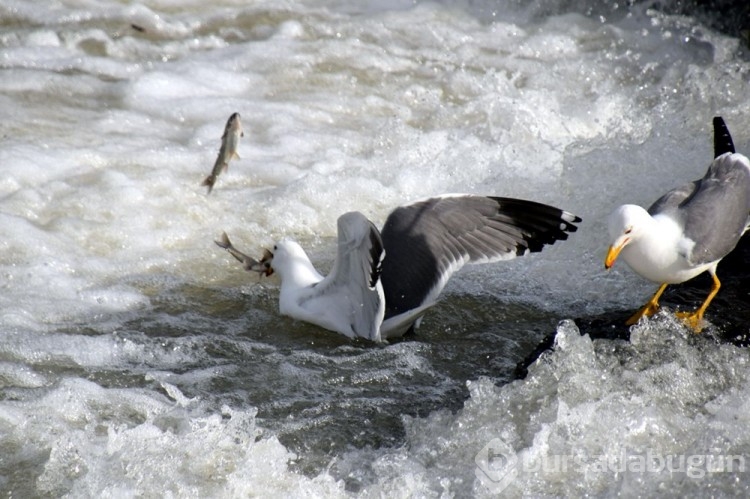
[604,241,627,270]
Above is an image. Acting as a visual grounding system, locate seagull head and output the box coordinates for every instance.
[605,204,648,269]
[259,238,315,280]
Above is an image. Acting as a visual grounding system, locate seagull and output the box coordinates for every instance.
[605,117,750,331]
[218,195,581,342]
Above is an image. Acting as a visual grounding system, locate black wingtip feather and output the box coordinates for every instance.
[368,226,385,288]
[488,197,582,254]
[713,116,735,158]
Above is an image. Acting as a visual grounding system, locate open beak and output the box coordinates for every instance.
[260,248,274,277]
[604,240,627,270]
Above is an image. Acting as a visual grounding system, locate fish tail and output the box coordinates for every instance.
[214,231,231,249]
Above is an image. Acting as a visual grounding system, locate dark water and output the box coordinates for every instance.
[114,272,563,478]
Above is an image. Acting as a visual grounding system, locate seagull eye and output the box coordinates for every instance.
[624,228,632,235]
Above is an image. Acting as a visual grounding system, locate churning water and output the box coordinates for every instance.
[1,0,750,496]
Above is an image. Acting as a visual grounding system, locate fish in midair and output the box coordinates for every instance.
[203,112,243,194]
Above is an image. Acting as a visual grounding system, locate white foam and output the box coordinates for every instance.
[1,378,344,497]
[349,318,750,496]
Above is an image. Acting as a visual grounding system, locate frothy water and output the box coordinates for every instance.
[1,0,749,496]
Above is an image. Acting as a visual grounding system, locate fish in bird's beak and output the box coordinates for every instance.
[260,248,274,276]
[215,232,269,276]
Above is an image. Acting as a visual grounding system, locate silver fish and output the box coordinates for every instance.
[203,112,243,194]
[215,232,272,276]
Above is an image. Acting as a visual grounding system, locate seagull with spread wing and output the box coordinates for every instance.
[218,194,580,342]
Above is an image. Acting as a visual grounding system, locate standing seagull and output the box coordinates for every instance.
[218,195,580,342]
[605,117,750,331]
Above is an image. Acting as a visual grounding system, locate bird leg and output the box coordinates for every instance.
[626,283,669,326]
[675,274,721,333]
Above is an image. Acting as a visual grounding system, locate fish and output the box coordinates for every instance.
[215,232,272,276]
[203,112,243,194]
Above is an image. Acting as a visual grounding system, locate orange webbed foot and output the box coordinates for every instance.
[675,310,704,333]
[625,301,660,326]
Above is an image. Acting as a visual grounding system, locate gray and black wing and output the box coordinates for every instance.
[679,153,750,265]
[378,195,581,323]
